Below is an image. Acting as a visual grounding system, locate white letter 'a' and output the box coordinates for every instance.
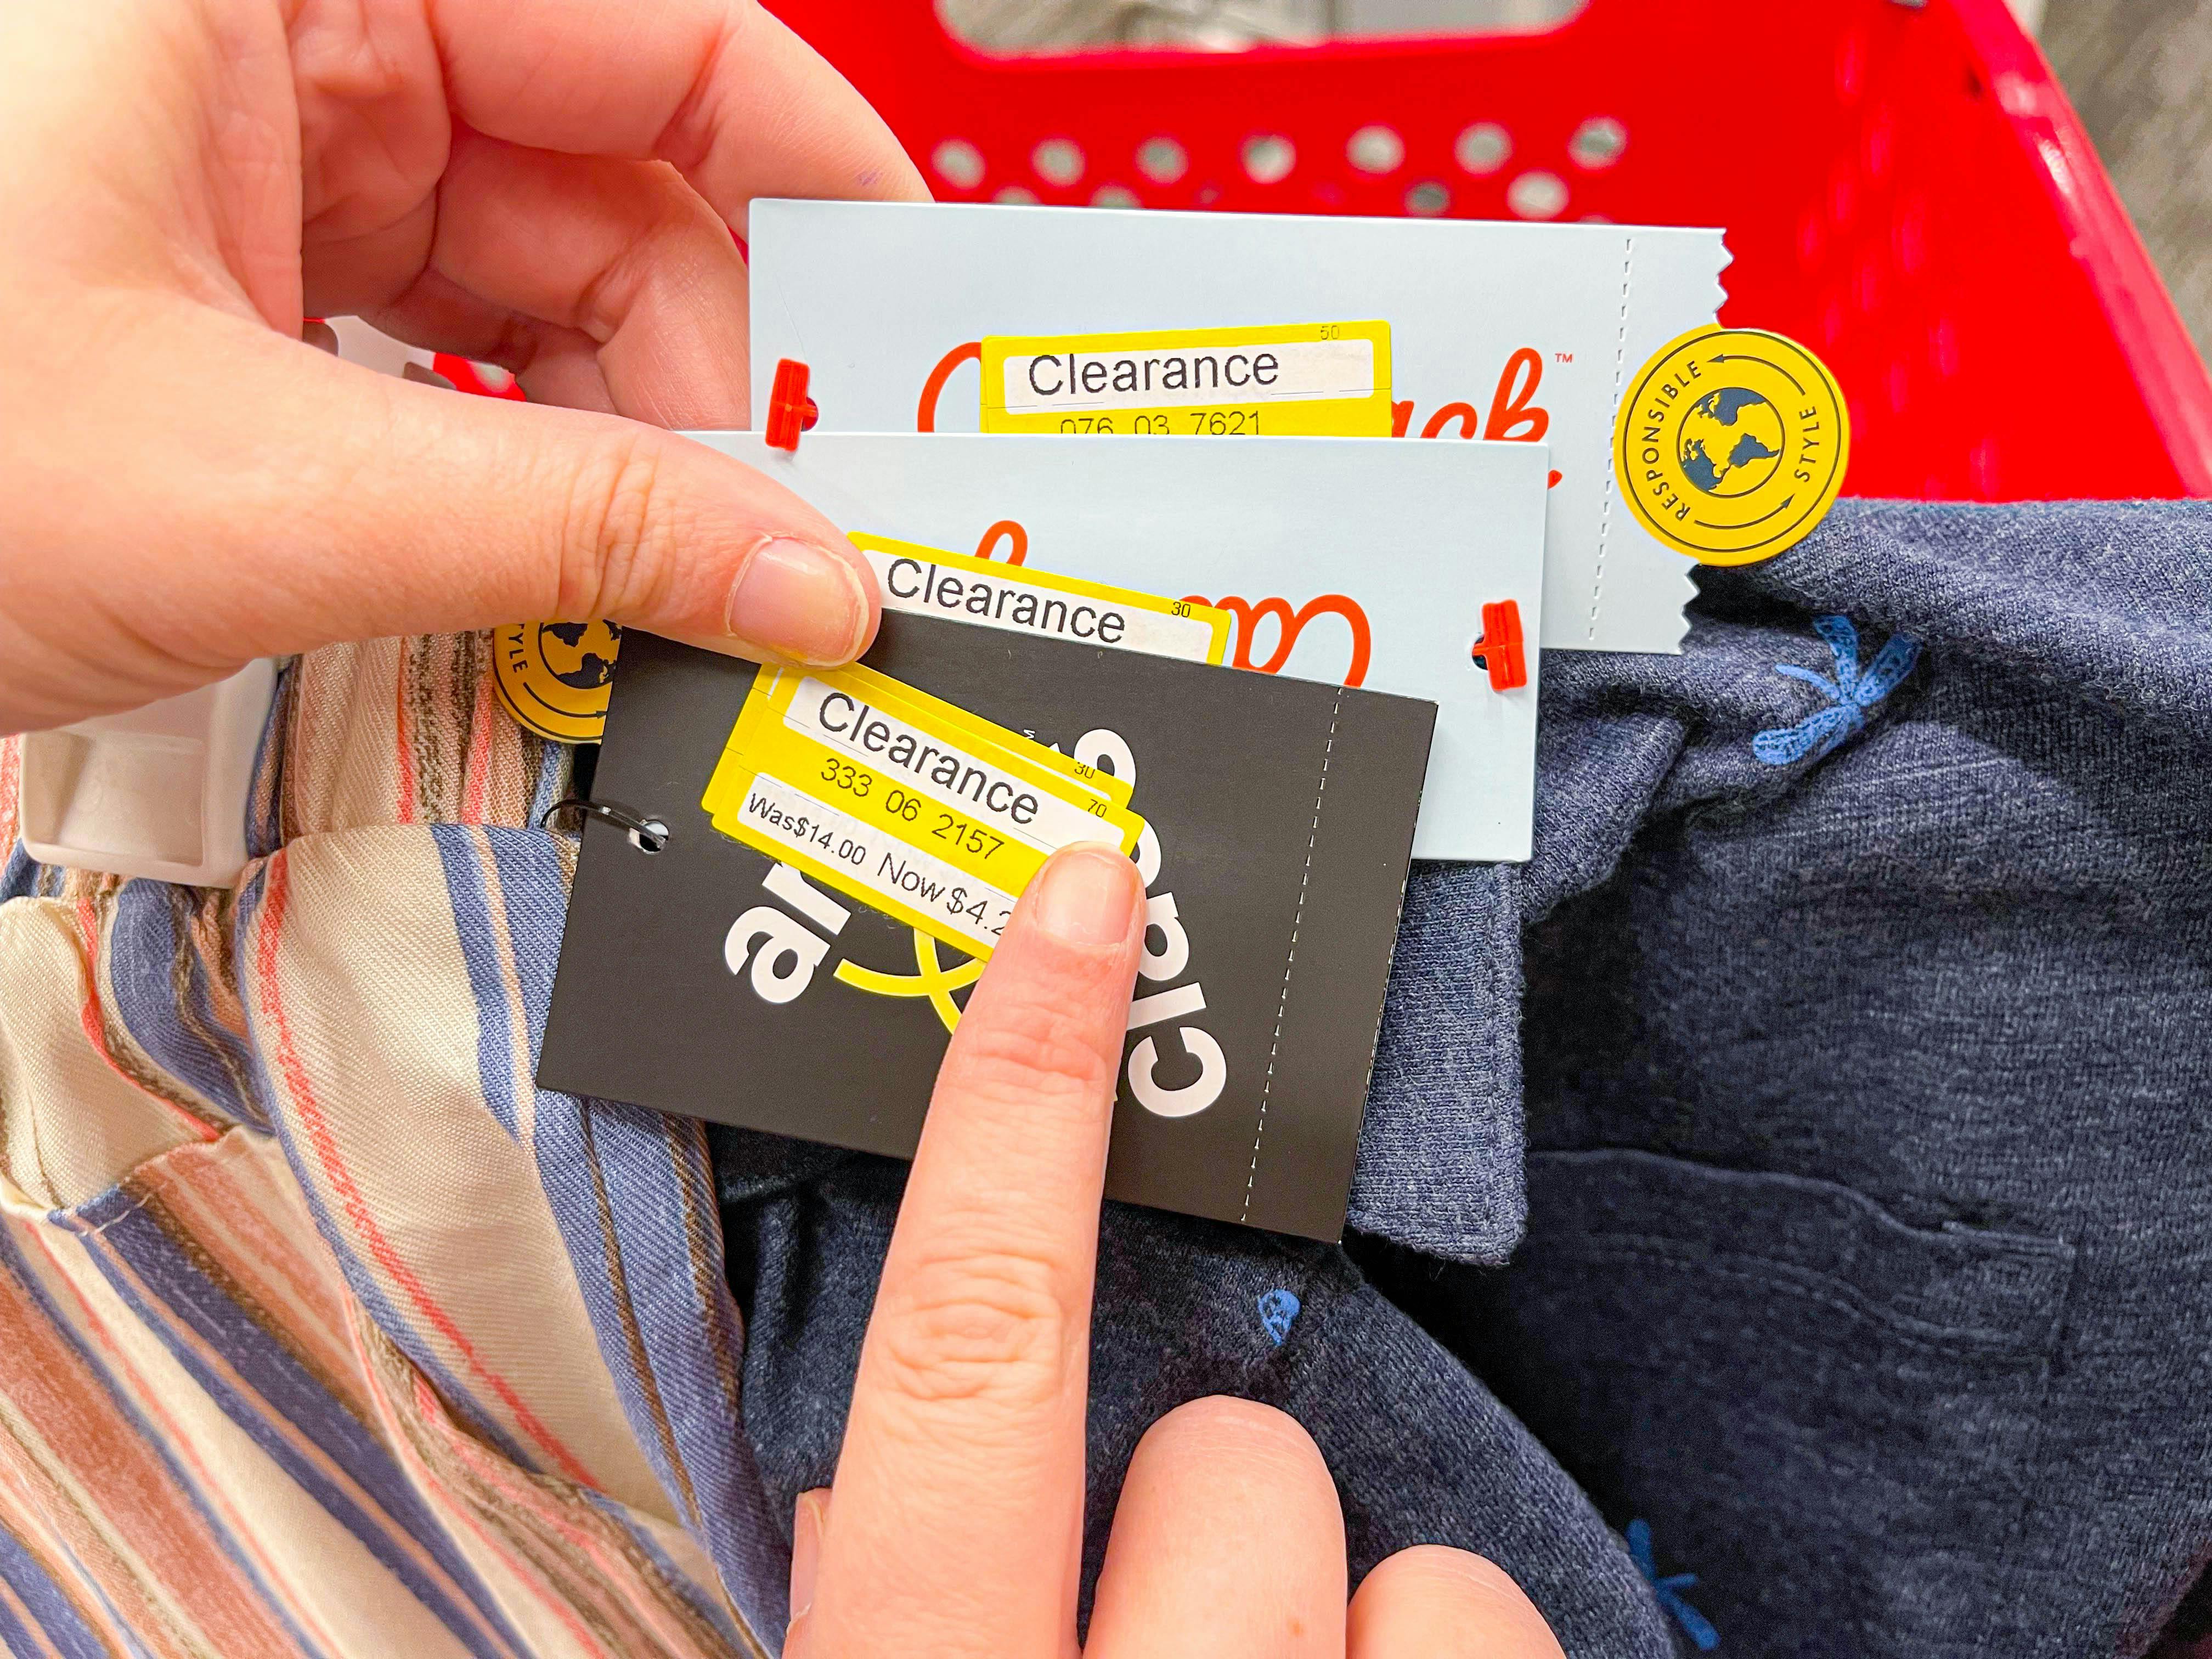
[725,907,830,1005]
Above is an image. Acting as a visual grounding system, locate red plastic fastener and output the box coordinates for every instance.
[765,358,820,452]
[1470,600,1527,692]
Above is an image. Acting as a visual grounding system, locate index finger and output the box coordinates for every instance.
[792,847,1146,1658]
[426,0,928,229]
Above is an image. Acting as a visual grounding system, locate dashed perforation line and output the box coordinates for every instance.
[1590,232,1637,644]
[1240,690,1341,1225]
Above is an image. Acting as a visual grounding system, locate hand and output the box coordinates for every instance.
[0,0,923,735]
[791,843,1567,1658]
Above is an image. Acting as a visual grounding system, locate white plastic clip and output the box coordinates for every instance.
[10,318,468,888]
[18,661,278,887]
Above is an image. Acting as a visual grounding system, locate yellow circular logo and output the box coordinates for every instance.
[1612,327,1849,566]
[490,620,623,744]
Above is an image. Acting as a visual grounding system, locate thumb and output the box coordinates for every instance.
[0,302,877,732]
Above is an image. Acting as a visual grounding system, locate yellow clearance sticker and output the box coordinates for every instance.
[980,321,1393,437]
[850,533,1232,666]
[702,664,1144,958]
[1612,326,1850,566]
[774,654,1135,811]
[491,620,624,743]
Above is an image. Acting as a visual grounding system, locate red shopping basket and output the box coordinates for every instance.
[762,0,2212,501]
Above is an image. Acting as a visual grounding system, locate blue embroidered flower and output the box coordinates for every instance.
[1628,1519,1719,1650]
[1752,614,1921,766]
[1256,1289,1301,1347]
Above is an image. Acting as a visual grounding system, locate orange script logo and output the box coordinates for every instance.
[1191,595,1372,687]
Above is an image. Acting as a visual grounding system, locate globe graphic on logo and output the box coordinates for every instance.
[537,620,623,690]
[1677,387,1785,498]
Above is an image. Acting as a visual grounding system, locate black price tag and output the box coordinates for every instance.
[537,614,1434,1242]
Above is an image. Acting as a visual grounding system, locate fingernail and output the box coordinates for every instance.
[1032,844,1139,948]
[727,536,869,665]
[789,1488,828,1623]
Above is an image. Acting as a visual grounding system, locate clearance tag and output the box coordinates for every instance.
[494,541,1235,747]
[739,656,1135,812]
[852,533,1232,664]
[699,662,1144,957]
[979,322,1393,437]
[540,618,1440,1243]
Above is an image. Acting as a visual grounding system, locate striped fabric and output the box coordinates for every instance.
[0,635,791,1657]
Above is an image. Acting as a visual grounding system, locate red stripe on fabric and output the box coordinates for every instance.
[0,1546,75,1659]
[24,1221,356,1659]
[464,668,494,825]
[0,735,20,854]
[356,1356,617,1659]
[251,853,599,1487]
[49,1202,529,1659]
[70,898,218,1144]
[414,1370,713,1659]
[393,650,419,826]
[144,1149,363,1413]
[0,1484,141,1659]
[0,1230,300,1658]
[347,1327,624,1659]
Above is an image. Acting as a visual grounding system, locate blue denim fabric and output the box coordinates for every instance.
[722,1153,1681,1655]
[718,500,2212,1657]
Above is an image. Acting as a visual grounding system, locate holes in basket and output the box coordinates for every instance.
[1091,184,1141,209]
[1895,201,1928,275]
[1455,122,1512,176]
[1137,137,1189,185]
[994,184,1040,205]
[1865,110,1895,180]
[1567,117,1627,170]
[1507,171,1567,219]
[932,138,986,191]
[1971,437,2000,495]
[1242,134,1296,185]
[1836,30,1867,104]
[1347,125,1405,175]
[1032,138,1085,187]
[1931,317,1961,377]
[1406,181,1452,216]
